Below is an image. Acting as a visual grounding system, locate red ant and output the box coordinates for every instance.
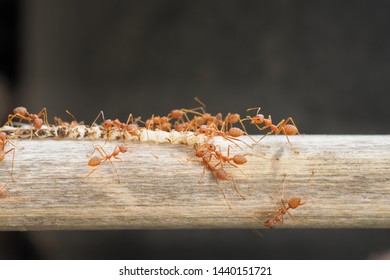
[195,143,246,207]
[261,172,313,229]
[0,132,16,181]
[7,107,49,130]
[145,115,171,131]
[82,144,129,183]
[91,111,140,140]
[245,107,299,145]
[200,153,233,208]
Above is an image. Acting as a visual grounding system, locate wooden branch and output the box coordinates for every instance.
[0,135,390,230]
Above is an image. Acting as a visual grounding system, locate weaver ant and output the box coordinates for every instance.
[0,132,16,181]
[91,111,140,140]
[7,107,49,130]
[145,115,171,131]
[195,143,246,208]
[246,107,299,145]
[261,172,313,229]
[82,144,129,183]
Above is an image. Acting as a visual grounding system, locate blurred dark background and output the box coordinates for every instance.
[1,0,390,259]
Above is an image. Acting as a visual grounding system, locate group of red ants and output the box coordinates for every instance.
[0,98,307,229]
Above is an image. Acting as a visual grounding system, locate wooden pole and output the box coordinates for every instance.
[0,135,389,230]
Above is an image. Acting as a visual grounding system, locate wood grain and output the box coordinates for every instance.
[0,135,390,230]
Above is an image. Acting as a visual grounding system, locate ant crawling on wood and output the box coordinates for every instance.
[194,143,246,208]
[7,107,49,130]
[91,111,141,141]
[245,107,299,145]
[82,144,129,183]
[259,172,313,229]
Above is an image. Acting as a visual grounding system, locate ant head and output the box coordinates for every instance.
[264,219,276,229]
[207,143,216,152]
[251,114,265,124]
[103,119,113,129]
[198,125,209,134]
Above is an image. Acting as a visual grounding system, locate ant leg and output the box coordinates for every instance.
[6,113,28,127]
[108,145,123,183]
[257,130,273,143]
[273,119,293,145]
[106,157,121,183]
[4,148,16,181]
[238,118,257,144]
[65,110,79,124]
[199,153,214,183]
[223,134,254,150]
[90,144,108,158]
[37,107,49,126]
[214,178,232,209]
[91,111,105,127]
[194,96,207,110]
[281,174,287,201]
[125,113,134,125]
[82,158,107,181]
[228,173,245,199]
[282,117,300,134]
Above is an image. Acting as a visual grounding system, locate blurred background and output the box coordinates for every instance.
[1,0,390,259]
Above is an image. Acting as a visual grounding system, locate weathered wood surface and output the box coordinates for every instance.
[0,135,389,230]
